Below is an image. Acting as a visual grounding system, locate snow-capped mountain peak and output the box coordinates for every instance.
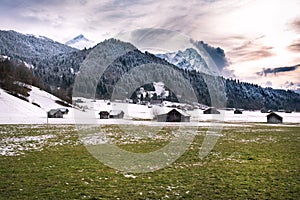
[156,48,218,76]
[65,34,95,50]
[69,34,88,42]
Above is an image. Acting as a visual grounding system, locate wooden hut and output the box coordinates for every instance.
[47,109,63,118]
[203,107,220,114]
[99,111,109,119]
[234,109,243,114]
[156,108,190,122]
[267,112,283,123]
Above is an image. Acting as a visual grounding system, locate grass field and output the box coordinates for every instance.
[0,124,299,199]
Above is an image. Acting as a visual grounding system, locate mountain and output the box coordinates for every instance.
[72,39,299,111]
[155,41,229,76]
[65,34,95,50]
[0,30,76,63]
[156,48,217,75]
[282,81,300,94]
[0,30,299,111]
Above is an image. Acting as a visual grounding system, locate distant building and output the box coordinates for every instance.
[183,104,194,111]
[58,108,69,114]
[74,99,84,103]
[203,107,220,114]
[156,108,190,122]
[99,111,109,119]
[267,112,283,123]
[278,109,292,113]
[47,109,63,118]
[150,99,163,105]
[109,110,124,119]
[234,109,243,114]
[261,108,268,113]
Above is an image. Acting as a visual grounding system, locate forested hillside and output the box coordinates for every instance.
[0,30,299,111]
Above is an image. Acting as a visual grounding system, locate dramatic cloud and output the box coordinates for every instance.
[0,0,300,89]
[193,40,229,71]
[288,40,300,52]
[228,39,274,62]
[256,64,300,76]
[0,0,252,43]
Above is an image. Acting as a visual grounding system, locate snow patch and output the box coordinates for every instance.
[0,134,55,156]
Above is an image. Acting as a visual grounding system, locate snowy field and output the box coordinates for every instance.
[0,88,299,125]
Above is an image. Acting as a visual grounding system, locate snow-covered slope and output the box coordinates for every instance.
[0,88,44,123]
[65,34,95,50]
[156,48,218,75]
[1,88,300,124]
[28,86,64,110]
[0,86,75,124]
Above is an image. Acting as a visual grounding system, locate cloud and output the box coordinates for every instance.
[291,18,300,33]
[0,0,275,47]
[256,64,300,76]
[0,0,299,91]
[115,28,193,53]
[288,40,300,52]
[193,40,229,71]
[0,0,68,12]
[228,39,274,62]
[0,0,80,30]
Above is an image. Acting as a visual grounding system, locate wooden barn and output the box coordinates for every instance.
[47,109,63,118]
[156,108,190,122]
[109,110,124,119]
[267,112,283,124]
[234,109,243,114]
[203,107,220,114]
[99,111,109,119]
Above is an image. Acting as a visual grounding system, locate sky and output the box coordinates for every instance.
[0,0,299,90]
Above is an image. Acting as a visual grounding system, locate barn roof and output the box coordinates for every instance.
[58,108,68,112]
[156,108,190,117]
[99,111,109,114]
[267,112,283,120]
[48,109,62,115]
[109,110,124,116]
[204,107,218,111]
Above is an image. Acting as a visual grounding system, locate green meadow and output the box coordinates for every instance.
[0,124,299,199]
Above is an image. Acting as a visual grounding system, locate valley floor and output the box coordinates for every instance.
[0,124,299,199]
[1,87,300,125]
